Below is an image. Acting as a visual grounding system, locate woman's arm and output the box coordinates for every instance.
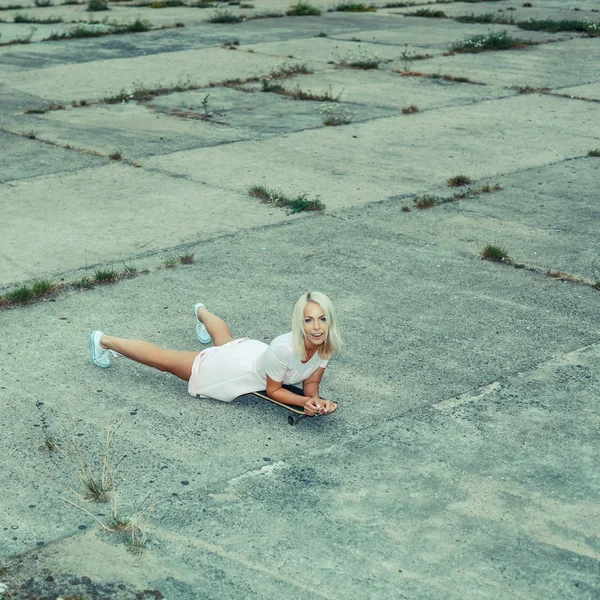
[266,369,337,416]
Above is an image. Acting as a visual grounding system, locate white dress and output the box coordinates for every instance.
[188,332,329,402]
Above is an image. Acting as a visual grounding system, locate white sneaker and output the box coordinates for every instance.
[194,303,212,344]
[90,330,111,368]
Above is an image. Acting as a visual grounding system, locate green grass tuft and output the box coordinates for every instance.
[208,8,242,22]
[587,149,600,157]
[248,185,324,213]
[450,31,533,53]
[334,2,376,12]
[406,9,446,18]
[72,277,94,289]
[447,174,472,187]
[179,253,195,264]
[163,256,178,268]
[401,104,419,114]
[287,1,321,16]
[94,269,118,283]
[31,279,57,296]
[4,285,34,303]
[481,244,509,262]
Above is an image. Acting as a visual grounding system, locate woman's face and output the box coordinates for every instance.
[303,301,328,349]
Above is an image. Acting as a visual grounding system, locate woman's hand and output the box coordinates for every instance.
[303,397,338,417]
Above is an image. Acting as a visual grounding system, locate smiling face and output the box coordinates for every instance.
[303,301,328,350]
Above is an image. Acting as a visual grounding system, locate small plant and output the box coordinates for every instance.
[4,285,34,303]
[454,13,498,24]
[447,174,472,187]
[123,264,138,276]
[94,269,118,283]
[401,104,419,114]
[269,61,311,78]
[401,206,411,212]
[72,276,94,289]
[78,426,115,503]
[109,151,122,160]
[179,253,195,264]
[481,244,509,263]
[336,47,382,69]
[87,0,109,10]
[248,185,324,213]
[471,184,502,194]
[34,0,53,5]
[334,2,376,11]
[320,102,354,126]
[406,8,446,18]
[208,7,242,22]
[399,44,417,72]
[14,13,63,23]
[450,31,533,53]
[587,149,600,157]
[516,86,551,94]
[31,278,57,296]
[592,281,600,291]
[415,195,438,210]
[163,256,178,268]
[286,1,321,16]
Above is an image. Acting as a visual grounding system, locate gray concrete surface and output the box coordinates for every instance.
[1,1,599,599]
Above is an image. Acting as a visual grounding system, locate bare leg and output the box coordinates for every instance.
[100,335,199,381]
[197,307,234,346]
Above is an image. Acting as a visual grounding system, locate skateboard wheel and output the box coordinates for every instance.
[287,415,296,426]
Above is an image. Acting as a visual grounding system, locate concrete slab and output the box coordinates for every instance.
[332,19,566,51]
[0,45,283,101]
[1,197,599,598]
[0,129,105,183]
[261,68,513,110]
[415,37,600,88]
[0,162,306,287]
[143,94,598,211]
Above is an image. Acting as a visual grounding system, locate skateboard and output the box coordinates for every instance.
[251,384,330,426]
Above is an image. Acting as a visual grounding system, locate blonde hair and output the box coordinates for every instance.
[292,291,342,361]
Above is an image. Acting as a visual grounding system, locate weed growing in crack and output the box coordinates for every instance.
[14,13,63,23]
[481,244,510,263]
[109,151,122,160]
[72,277,95,290]
[587,148,600,157]
[208,7,242,22]
[450,31,534,53]
[287,1,321,16]
[248,185,324,213]
[179,253,195,264]
[31,279,58,296]
[320,102,354,125]
[415,195,438,210]
[94,269,118,283]
[406,8,446,18]
[402,104,419,114]
[87,0,109,10]
[447,174,472,187]
[333,2,376,12]
[336,47,383,69]
[163,256,179,268]
[454,12,498,24]
[399,44,419,72]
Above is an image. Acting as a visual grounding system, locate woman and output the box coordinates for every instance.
[89,291,341,416]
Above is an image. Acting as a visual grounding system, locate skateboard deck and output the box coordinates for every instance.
[251,384,323,426]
